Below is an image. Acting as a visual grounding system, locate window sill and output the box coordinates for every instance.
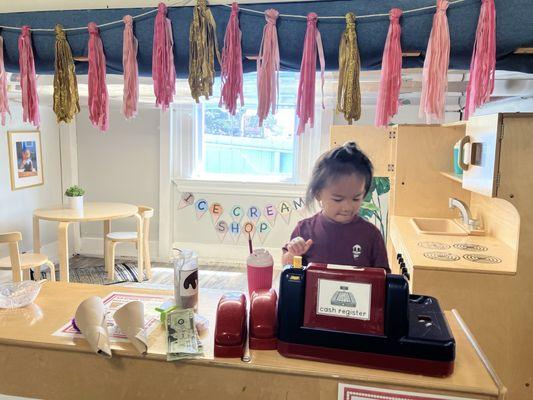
[172,178,306,197]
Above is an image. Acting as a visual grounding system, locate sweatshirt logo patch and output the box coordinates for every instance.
[352,244,362,260]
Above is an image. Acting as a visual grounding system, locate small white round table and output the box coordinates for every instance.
[33,202,140,282]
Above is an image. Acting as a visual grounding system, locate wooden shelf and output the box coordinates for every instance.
[440,171,463,183]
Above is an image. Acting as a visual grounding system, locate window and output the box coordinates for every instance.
[172,71,329,190]
[193,72,299,182]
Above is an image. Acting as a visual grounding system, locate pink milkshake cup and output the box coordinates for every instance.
[247,249,274,297]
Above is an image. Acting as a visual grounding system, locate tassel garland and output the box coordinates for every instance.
[337,12,361,125]
[256,9,280,127]
[464,0,496,120]
[296,12,325,135]
[219,2,243,116]
[123,15,139,119]
[53,24,80,124]
[189,0,221,103]
[87,22,109,132]
[419,0,450,124]
[375,9,403,128]
[152,2,176,111]
[18,26,40,127]
[0,36,10,126]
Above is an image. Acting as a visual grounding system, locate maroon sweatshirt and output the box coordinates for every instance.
[284,212,390,272]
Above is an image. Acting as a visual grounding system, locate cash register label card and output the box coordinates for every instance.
[317,279,371,321]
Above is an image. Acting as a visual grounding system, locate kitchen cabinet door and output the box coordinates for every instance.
[461,114,502,197]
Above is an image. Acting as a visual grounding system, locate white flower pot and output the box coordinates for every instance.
[68,196,84,212]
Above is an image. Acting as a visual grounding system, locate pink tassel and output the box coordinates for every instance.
[464,0,496,120]
[0,36,11,126]
[152,2,176,111]
[257,9,279,127]
[375,9,403,128]
[123,15,139,119]
[419,0,450,124]
[296,12,325,135]
[18,26,40,127]
[87,22,109,132]
[219,2,243,116]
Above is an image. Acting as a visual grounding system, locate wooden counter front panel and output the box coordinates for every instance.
[0,343,501,400]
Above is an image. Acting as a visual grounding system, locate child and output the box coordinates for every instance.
[19,149,35,172]
[282,142,390,272]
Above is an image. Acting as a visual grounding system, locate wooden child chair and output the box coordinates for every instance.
[105,206,154,282]
[0,232,56,282]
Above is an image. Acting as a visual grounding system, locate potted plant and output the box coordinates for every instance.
[65,185,85,211]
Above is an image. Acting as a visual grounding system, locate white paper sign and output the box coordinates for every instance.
[317,279,371,321]
[338,383,473,400]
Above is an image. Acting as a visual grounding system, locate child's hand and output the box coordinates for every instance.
[287,237,313,256]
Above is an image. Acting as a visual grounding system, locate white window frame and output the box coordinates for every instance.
[172,103,332,197]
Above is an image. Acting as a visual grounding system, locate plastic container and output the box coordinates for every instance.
[171,248,198,311]
[246,248,274,297]
[453,140,463,175]
[0,281,42,309]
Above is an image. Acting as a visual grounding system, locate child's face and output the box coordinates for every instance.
[317,173,366,224]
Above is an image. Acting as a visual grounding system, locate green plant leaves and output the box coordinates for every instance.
[374,177,390,195]
[65,185,85,197]
[359,177,390,237]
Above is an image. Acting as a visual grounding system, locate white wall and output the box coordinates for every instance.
[172,188,311,266]
[0,103,62,259]
[76,105,160,251]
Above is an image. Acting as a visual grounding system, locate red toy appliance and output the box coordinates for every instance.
[214,292,247,358]
[249,289,277,350]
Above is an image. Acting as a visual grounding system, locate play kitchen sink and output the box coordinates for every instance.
[410,217,468,236]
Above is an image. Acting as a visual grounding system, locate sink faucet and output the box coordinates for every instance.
[449,198,478,229]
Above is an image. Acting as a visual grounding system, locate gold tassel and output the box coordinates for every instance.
[337,13,361,124]
[53,24,80,123]
[188,0,221,103]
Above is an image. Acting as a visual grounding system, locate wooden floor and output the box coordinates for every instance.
[0,255,282,293]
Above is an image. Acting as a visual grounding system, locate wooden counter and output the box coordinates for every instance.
[0,282,505,400]
[390,216,516,275]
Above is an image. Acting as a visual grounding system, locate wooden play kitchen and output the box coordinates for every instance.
[330,113,533,400]
[0,282,505,399]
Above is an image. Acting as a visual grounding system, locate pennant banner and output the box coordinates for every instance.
[247,206,261,222]
[278,200,292,224]
[231,205,244,223]
[228,221,241,243]
[209,202,224,223]
[242,221,256,239]
[215,219,228,242]
[292,197,305,214]
[263,203,277,225]
[178,192,195,209]
[194,198,209,220]
[256,219,271,245]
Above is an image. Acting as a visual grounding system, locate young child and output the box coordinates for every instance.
[282,142,390,272]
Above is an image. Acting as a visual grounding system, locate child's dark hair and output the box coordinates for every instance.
[306,142,374,206]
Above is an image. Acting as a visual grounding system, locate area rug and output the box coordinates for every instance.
[42,263,148,285]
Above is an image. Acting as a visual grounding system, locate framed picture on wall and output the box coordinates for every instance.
[7,130,44,190]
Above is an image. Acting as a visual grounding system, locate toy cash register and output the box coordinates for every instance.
[277,263,455,376]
